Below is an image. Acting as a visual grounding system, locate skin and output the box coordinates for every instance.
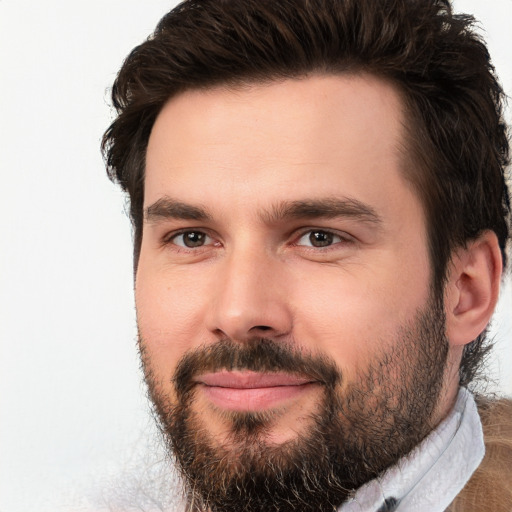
[136,74,498,451]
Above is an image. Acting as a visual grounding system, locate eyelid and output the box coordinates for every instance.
[162,228,218,249]
[292,227,355,246]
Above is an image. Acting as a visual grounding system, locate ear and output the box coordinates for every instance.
[444,231,502,347]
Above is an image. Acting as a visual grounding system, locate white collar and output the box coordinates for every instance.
[338,388,485,512]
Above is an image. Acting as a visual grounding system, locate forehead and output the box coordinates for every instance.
[145,74,414,221]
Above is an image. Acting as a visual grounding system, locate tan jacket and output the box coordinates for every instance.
[448,398,512,512]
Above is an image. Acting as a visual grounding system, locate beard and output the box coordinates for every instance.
[139,293,449,512]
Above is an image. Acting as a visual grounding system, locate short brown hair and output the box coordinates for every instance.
[102,0,511,386]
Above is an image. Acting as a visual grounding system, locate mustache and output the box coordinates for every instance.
[173,338,341,398]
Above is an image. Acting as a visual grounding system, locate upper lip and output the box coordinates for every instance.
[195,370,316,388]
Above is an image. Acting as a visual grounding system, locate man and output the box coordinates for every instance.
[102,0,512,510]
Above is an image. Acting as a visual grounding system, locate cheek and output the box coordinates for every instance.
[289,256,430,376]
[135,262,209,379]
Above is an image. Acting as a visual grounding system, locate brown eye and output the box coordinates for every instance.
[309,231,334,247]
[173,231,210,248]
[297,230,344,248]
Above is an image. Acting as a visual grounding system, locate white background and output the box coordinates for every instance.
[1,1,511,511]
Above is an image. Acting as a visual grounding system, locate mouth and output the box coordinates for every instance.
[194,370,319,412]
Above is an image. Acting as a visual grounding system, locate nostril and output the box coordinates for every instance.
[252,325,272,331]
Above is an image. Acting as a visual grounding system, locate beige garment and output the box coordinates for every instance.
[448,398,512,512]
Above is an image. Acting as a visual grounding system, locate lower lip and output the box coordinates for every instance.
[200,383,316,412]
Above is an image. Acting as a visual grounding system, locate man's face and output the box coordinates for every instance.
[136,75,452,511]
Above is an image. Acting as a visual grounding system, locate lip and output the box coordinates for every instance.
[195,370,318,412]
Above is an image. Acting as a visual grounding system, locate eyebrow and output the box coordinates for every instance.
[144,196,381,226]
[263,198,382,226]
[145,197,212,223]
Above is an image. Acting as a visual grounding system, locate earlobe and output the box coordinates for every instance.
[445,231,502,347]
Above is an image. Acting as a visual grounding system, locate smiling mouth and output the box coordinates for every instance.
[195,370,319,412]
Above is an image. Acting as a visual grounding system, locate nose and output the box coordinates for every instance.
[205,246,293,342]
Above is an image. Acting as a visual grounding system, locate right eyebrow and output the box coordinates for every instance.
[144,196,212,223]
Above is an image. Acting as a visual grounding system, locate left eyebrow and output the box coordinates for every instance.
[262,198,382,226]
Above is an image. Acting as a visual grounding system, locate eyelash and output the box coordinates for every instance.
[163,229,216,250]
[293,229,353,249]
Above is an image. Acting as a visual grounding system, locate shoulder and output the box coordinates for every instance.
[449,396,512,512]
